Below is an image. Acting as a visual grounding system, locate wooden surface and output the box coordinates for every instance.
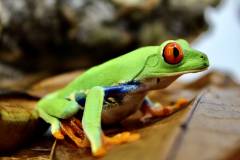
[52,86,240,160]
[172,87,240,160]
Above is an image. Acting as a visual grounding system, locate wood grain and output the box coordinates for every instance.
[172,87,240,160]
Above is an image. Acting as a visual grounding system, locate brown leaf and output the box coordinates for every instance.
[0,90,48,153]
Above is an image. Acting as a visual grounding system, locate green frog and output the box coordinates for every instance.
[37,39,209,156]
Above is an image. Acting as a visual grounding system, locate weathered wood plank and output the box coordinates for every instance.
[173,87,240,160]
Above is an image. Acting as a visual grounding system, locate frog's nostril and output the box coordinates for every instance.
[200,55,208,61]
[199,54,209,67]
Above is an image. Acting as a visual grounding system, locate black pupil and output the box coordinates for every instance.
[173,47,179,58]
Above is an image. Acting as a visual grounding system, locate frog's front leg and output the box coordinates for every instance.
[81,86,105,156]
[140,97,189,122]
[37,97,81,139]
[82,86,140,157]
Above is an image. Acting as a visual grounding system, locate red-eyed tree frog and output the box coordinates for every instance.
[37,39,209,157]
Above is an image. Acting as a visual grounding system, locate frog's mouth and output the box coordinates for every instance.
[173,67,209,75]
[146,67,209,78]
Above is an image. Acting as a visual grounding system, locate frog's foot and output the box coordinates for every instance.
[140,98,189,122]
[60,118,90,148]
[90,132,140,157]
[103,131,140,146]
[93,146,107,157]
[52,130,65,140]
[89,132,140,157]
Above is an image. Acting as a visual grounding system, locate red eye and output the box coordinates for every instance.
[163,42,184,65]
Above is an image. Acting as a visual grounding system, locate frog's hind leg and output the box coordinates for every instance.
[140,97,189,122]
[82,86,140,157]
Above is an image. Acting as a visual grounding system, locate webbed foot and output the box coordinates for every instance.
[140,98,189,122]
[103,132,140,145]
[53,130,64,140]
[92,132,140,157]
[60,117,90,148]
[93,146,107,157]
[58,117,140,157]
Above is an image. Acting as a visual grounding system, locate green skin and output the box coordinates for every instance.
[37,39,209,155]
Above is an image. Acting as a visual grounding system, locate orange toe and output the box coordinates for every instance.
[104,131,140,145]
[176,98,189,108]
[125,133,140,142]
[93,147,107,157]
[53,130,64,140]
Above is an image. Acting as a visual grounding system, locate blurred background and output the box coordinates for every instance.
[182,0,240,82]
[0,0,239,87]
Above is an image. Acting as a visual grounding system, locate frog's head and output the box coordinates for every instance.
[136,39,209,79]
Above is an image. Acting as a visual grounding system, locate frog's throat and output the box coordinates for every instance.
[135,67,208,80]
[159,67,208,77]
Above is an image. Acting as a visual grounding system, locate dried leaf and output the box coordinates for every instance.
[0,90,48,153]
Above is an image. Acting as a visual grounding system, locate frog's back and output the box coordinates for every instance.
[57,46,159,97]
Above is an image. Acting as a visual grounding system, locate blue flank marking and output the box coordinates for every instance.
[104,81,140,97]
[75,92,86,106]
[75,81,140,106]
